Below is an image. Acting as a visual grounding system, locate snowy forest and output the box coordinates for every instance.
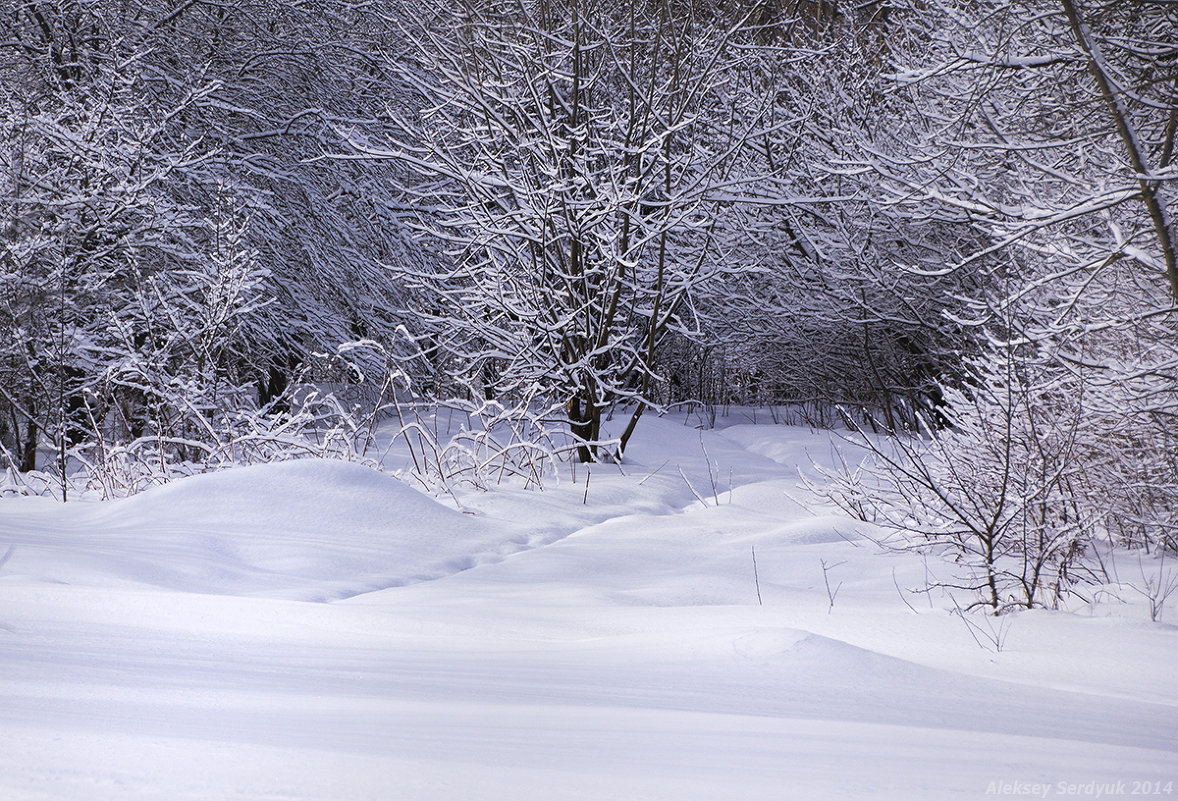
[2,2,1177,797]
[4,0,1176,606]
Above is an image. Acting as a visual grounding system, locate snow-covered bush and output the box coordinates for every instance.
[805,0,1178,613]
[813,293,1178,614]
[810,342,1100,613]
[390,396,577,496]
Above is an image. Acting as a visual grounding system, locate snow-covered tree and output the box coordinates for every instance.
[0,4,224,486]
[687,6,990,430]
[1,1,438,483]
[355,0,783,461]
[813,0,1178,609]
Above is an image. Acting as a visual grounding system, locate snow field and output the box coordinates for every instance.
[0,414,1174,800]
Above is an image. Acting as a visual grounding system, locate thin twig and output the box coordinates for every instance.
[752,545,763,606]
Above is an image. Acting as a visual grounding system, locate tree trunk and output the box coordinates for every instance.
[20,415,37,473]
[617,400,647,461]
[568,392,599,463]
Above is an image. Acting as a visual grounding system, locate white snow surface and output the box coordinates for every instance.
[1,414,1175,800]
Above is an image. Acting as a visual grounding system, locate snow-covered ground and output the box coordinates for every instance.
[1,414,1175,800]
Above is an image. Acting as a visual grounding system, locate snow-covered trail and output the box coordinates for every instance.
[0,416,1175,800]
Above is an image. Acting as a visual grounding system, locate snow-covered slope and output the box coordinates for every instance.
[0,415,1174,800]
[0,459,511,601]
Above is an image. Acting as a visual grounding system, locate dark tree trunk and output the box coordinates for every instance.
[260,365,290,412]
[568,392,600,463]
[20,416,37,473]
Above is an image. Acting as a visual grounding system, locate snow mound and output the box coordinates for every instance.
[0,460,500,600]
